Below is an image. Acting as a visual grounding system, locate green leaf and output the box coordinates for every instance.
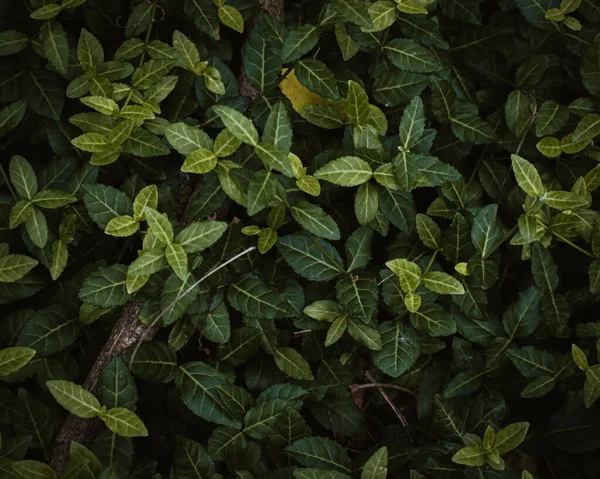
[304,300,344,322]
[46,380,101,418]
[326,315,348,346]
[298,104,345,129]
[346,80,369,126]
[422,272,465,295]
[247,170,277,216]
[144,207,174,244]
[452,446,486,467]
[175,361,241,428]
[277,235,344,281]
[228,274,286,319]
[333,0,374,28]
[451,114,498,144]
[536,101,569,137]
[411,303,457,337]
[175,220,227,254]
[79,265,130,307]
[10,156,38,200]
[0,253,38,283]
[164,122,213,156]
[32,189,76,208]
[512,154,544,197]
[400,96,425,149]
[505,89,533,137]
[336,275,378,322]
[97,356,137,410]
[291,201,340,240]
[184,0,219,40]
[0,99,27,137]
[10,460,57,479]
[218,5,244,33]
[542,191,588,210]
[275,347,314,381]
[384,39,442,73]
[493,422,530,453]
[129,341,177,383]
[295,59,339,100]
[77,28,103,72]
[385,258,421,292]
[131,59,176,90]
[334,24,360,61]
[128,248,167,276]
[314,156,372,186]
[0,30,28,56]
[536,137,562,158]
[212,105,258,146]
[102,408,148,437]
[182,148,218,174]
[285,436,352,472]
[133,185,158,220]
[416,213,441,249]
[355,182,379,225]
[40,21,69,75]
[244,24,281,93]
[263,101,292,152]
[282,25,319,63]
[166,243,188,281]
[374,322,420,377]
[362,446,388,479]
[83,184,133,229]
[471,204,503,258]
[573,114,600,143]
[0,347,36,377]
[25,207,48,248]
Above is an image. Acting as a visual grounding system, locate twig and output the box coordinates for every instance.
[364,371,411,430]
[350,382,417,398]
[128,246,257,369]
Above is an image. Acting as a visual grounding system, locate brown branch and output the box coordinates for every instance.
[50,300,155,475]
[350,382,417,398]
[364,371,411,428]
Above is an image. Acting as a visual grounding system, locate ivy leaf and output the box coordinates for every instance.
[164,122,213,155]
[129,342,177,383]
[0,100,27,137]
[452,446,486,466]
[79,265,130,307]
[228,274,286,319]
[374,322,420,377]
[83,184,133,229]
[77,28,103,72]
[542,191,588,210]
[102,408,148,437]
[10,460,57,478]
[493,422,530,453]
[471,204,503,258]
[10,156,37,200]
[212,105,258,146]
[0,30,29,56]
[400,96,425,149]
[336,275,378,322]
[333,0,374,28]
[46,380,101,418]
[347,80,369,126]
[175,221,227,254]
[511,154,544,197]
[247,170,277,216]
[277,235,344,281]
[385,258,421,292]
[218,5,244,33]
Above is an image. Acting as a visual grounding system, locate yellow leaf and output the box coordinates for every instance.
[278,68,328,113]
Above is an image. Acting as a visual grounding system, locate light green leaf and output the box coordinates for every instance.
[26,207,48,248]
[102,407,148,437]
[72,133,109,153]
[304,300,344,322]
[536,137,562,158]
[400,95,425,149]
[572,114,600,143]
[0,99,27,137]
[32,189,76,208]
[422,271,465,295]
[493,422,529,453]
[247,170,277,216]
[385,258,421,292]
[361,446,388,479]
[10,460,57,479]
[263,101,293,152]
[40,21,69,75]
[416,213,441,249]
[0,254,38,282]
[314,156,373,186]
[10,156,37,200]
[452,446,486,467]
[511,154,544,197]
[542,191,588,210]
[535,101,569,137]
[298,104,345,129]
[105,215,139,237]
[182,148,219,174]
[218,5,244,33]
[166,243,188,281]
[355,182,379,225]
[346,80,369,126]
[175,220,227,253]
[144,207,173,244]
[133,185,158,220]
[0,347,36,377]
[212,105,258,146]
[326,315,348,347]
[46,380,101,418]
[164,122,213,155]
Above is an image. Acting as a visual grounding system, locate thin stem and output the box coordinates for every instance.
[419,250,438,281]
[350,383,417,398]
[553,233,594,259]
[0,163,17,202]
[128,246,257,369]
[364,372,413,439]
[122,0,158,109]
[483,225,518,260]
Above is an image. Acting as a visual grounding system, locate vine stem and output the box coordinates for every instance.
[350,383,417,398]
[0,163,17,202]
[553,233,595,259]
[128,246,257,369]
[121,0,158,109]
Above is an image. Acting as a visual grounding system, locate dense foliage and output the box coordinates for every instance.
[1,0,600,477]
